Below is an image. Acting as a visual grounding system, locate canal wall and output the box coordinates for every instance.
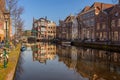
[71,41,120,52]
[5,44,21,80]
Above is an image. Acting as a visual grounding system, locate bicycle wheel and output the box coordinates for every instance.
[0,54,8,65]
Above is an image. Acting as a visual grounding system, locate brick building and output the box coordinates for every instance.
[47,21,56,40]
[77,2,113,41]
[32,18,48,41]
[96,3,120,43]
[56,26,61,39]
[0,0,12,42]
[64,14,75,40]
[0,0,5,42]
[58,14,78,41]
[109,4,120,43]
[58,20,67,40]
[32,17,56,41]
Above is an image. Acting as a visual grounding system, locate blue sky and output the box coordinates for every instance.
[18,0,116,30]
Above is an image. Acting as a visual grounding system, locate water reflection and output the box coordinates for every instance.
[57,45,120,80]
[32,43,56,63]
[14,43,120,80]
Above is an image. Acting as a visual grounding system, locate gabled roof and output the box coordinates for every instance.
[64,14,75,22]
[91,2,114,10]
[78,2,114,15]
[81,6,90,13]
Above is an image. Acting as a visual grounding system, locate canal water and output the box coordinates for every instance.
[14,42,120,80]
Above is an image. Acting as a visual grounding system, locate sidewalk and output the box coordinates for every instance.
[0,44,21,80]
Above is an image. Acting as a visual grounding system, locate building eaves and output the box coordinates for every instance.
[103,6,114,14]
[81,6,90,13]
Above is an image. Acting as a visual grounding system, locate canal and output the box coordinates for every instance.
[14,42,120,80]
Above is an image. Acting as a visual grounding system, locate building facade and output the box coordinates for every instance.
[58,15,78,41]
[109,4,120,43]
[47,21,56,40]
[77,2,113,41]
[72,16,78,40]
[59,20,67,40]
[64,15,74,40]
[0,0,12,42]
[95,4,120,43]
[56,26,62,40]
[0,0,5,42]
[32,17,56,41]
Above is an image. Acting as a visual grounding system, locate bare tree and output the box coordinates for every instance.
[6,0,24,41]
[16,18,24,40]
[6,0,18,15]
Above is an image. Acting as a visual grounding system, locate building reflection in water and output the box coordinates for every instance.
[56,45,120,80]
[30,43,120,80]
[32,42,56,63]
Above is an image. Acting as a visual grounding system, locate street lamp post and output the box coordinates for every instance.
[4,11,10,48]
[3,11,10,68]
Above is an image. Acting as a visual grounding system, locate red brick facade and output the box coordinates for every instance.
[77,2,113,41]
[58,2,120,44]
[96,4,120,43]
[32,18,56,41]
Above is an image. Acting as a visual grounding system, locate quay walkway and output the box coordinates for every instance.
[0,44,21,80]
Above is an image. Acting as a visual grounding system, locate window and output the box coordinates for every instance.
[103,32,107,40]
[118,19,120,27]
[38,22,41,26]
[111,20,115,27]
[41,22,45,26]
[34,23,37,28]
[100,32,103,40]
[97,23,100,30]
[86,20,89,26]
[91,19,94,26]
[96,32,99,37]
[114,31,118,41]
[102,23,106,29]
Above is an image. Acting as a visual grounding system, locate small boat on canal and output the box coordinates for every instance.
[21,46,27,52]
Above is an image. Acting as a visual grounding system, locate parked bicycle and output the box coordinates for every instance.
[0,48,9,66]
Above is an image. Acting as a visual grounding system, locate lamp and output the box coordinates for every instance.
[4,10,10,48]
[3,10,10,68]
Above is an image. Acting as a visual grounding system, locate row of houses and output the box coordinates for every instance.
[32,17,56,41]
[57,1,120,44]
